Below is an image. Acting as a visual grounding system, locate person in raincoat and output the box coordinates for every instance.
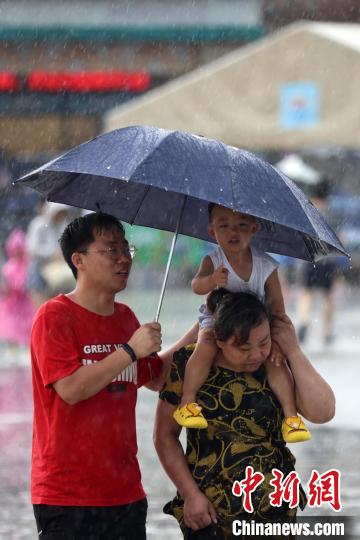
[0,228,35,349]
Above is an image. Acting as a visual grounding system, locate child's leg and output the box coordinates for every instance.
[173,330,217,429]
[265,359,297,418]
[265,360,311,443]
[180,329,217,406]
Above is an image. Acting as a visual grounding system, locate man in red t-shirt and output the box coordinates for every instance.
[31,212,174,539]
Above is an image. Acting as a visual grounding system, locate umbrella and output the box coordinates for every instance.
[14,125,348,320]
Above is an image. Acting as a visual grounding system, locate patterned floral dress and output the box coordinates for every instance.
[159,346,306,539]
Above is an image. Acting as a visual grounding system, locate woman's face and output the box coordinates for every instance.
[216,318,271,372]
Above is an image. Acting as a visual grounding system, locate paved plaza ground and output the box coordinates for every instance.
[1,285,359,538]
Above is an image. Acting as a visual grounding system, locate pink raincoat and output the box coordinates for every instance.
[0,229,35,345]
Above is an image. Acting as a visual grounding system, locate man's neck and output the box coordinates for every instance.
[67,284,116,316]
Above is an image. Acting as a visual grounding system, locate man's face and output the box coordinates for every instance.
[208,205,258,254]
[78,228,132,293]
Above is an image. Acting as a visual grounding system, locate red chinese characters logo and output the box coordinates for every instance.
[232,468,341,513]
[307,469,341,512]
[269,469,300,509]
[232,466,265,513]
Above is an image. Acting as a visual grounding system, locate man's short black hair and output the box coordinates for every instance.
[213,291,270,346]
[59,212,125,278]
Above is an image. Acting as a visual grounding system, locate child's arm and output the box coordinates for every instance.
[265,270,286,366]
[192,256,228,295]
[264,269,286,316]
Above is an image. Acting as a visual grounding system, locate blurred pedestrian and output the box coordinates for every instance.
[0,228,35,349]
[297,182,340,345]
[25,201,73,308]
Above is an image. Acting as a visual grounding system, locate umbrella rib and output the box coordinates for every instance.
[130,184,152,225]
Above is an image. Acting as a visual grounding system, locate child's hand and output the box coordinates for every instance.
[212,265,229,288]
[268,340,286,367]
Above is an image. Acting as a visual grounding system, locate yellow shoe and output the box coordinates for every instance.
[173,403,208,429]
[281,416,311,443]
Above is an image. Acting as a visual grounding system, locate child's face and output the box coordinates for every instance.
[208,205,259,254]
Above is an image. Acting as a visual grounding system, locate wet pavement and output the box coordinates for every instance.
[1,286,360,539]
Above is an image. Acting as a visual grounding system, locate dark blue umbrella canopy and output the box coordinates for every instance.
[15,125,347,262]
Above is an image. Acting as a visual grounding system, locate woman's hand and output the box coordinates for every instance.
[183,489,217,531]
[271,314,301,358]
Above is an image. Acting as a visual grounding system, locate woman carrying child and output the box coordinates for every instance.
[154,290,335,538]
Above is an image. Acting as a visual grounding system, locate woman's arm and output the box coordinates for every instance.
[271,314,335,423]
[153,399,217,530]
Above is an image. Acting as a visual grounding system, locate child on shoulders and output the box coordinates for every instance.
[173,203,311,443]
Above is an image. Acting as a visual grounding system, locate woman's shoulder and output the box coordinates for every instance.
[159,346,194,405]
[172,345,194,377]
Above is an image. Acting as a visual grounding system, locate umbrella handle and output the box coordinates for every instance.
[155,195,187,323]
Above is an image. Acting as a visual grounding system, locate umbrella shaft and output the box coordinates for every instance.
[155,196,187,322]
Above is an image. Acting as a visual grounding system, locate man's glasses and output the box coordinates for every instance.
[79,245,137,260]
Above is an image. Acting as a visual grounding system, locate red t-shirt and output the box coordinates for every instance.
[30,294,162,506]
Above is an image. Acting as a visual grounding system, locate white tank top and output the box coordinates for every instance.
[208,245,278,302]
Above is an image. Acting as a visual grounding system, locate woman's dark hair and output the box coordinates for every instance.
[59,212,125,278]
[206,287,229,314]
[213,291,270,345]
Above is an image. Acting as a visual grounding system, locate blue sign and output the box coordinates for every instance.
[279,82,319,130]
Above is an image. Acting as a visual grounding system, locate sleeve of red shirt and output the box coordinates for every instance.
[31,303,81,387]
[136,354,163,388]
